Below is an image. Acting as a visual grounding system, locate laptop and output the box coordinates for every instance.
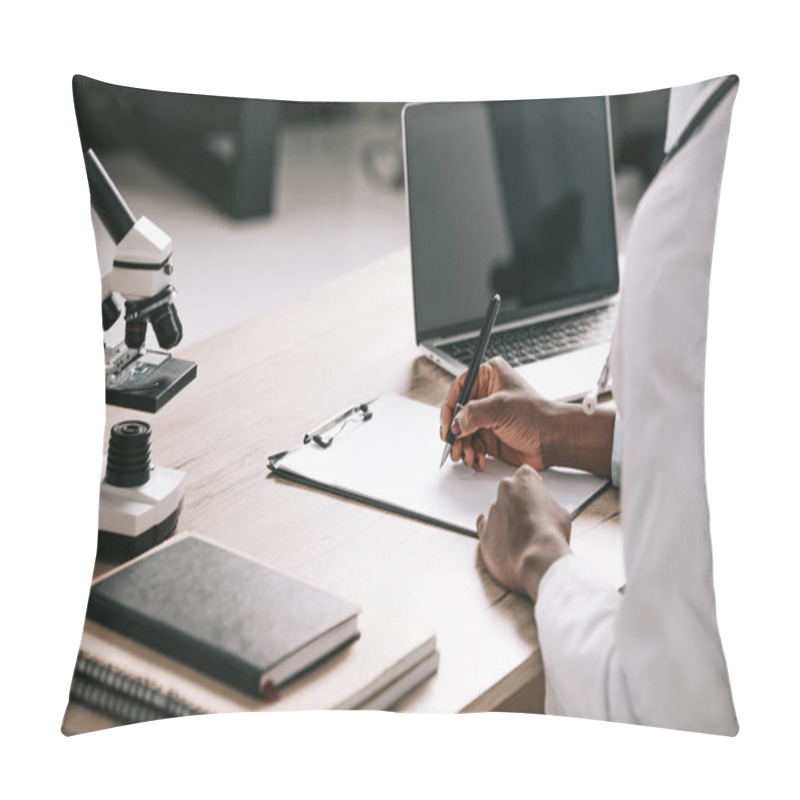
[402,96,619,402]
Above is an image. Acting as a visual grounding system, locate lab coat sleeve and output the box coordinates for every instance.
[532,79,739,735]
[535,555,635,723]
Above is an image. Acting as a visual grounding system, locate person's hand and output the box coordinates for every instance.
[476,465,571,601]
[440,357,555,470]
[440,356,617,477]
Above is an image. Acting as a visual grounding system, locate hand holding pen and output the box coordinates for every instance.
[440,337,616,476]
[440,294,501,468]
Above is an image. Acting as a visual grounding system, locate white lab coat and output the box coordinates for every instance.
[534,78,739,734]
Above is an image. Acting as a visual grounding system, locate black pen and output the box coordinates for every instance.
[440,294,501,468]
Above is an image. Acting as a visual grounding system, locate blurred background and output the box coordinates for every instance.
[73,75,668,347]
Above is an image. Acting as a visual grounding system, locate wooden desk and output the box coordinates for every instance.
[98,246,621,714]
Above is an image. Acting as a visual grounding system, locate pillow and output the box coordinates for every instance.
[64,75,738,736]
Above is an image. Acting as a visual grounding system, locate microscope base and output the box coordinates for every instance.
[98,461,186,562]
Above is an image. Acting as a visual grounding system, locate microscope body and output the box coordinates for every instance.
[101,212,195,412]
[104,216,173,302]
[87,148,196,560]
[102,217,166,334]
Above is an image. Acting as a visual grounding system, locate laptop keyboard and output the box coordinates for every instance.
[439,305,615,368]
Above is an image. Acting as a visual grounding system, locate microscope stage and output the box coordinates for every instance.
[106,350,197,412]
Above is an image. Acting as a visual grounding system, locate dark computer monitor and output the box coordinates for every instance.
[403,96,619,343]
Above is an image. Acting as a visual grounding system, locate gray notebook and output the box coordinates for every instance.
[87,536,360,699]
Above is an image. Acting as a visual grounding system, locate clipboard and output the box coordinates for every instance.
[267,394,610,539]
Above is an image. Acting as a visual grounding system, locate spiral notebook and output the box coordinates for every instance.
[64,619,439,733]
[268,394,623,587]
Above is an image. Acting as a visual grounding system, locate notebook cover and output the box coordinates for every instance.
[86,536,360,699]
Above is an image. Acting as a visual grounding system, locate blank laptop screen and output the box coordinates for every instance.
[404,97,619,342]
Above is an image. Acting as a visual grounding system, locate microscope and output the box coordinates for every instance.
[86,148,196,561]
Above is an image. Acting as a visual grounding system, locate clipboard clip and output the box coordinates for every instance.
[303,403,373,449]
